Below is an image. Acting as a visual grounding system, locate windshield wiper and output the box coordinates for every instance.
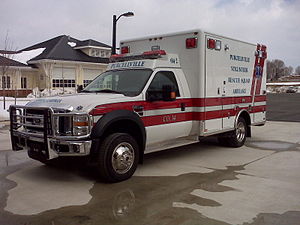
[93,89,124,95]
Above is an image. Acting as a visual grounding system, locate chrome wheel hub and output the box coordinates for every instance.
[236,122,246,142]
[112,142,135,174]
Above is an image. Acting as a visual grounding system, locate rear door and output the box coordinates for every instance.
[205,35,225,133]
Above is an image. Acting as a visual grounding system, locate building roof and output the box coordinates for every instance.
[20,35,111,64]
[0,55,29,67]
[75,39,111,48]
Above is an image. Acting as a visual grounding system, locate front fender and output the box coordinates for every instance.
[91,109,146,150]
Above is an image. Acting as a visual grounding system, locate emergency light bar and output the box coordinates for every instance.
[110,50,167,62]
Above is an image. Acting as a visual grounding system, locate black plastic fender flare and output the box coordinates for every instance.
[91,109,146,152]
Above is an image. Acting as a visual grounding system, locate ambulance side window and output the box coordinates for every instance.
[147,71,180,97]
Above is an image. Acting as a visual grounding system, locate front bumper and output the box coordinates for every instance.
[12,130,92,160]
[10,105,92,161]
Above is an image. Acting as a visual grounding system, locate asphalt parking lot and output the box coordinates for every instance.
[0,93,300,225]
[267,93,300,122]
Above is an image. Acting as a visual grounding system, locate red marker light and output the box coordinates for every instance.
[186,38,197,49]
[143,50,166,56]
[207,39,216,49]
[121,46,130,54]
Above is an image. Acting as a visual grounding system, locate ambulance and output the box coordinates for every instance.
[9,29,267,182]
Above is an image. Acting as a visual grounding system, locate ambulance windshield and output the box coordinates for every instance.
[82,69,152,97]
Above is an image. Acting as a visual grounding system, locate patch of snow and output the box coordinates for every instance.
[26,88,76,98]
[68,42,77,47]
[40,88,76,97]
[267,82,300,86]
[0,97,32,120]
[0,88,76,120]
[267,86,299,93]
[14,48,46,64]
[27,87,41,98]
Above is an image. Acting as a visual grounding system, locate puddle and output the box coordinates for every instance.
[1,160,300,225]
[246,140,299,151]
[244,211,300,225]
[0,166,243,225]
[1,140,300,224]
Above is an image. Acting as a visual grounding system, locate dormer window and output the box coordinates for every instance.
[90,49,110,58]
[91,49,99,57]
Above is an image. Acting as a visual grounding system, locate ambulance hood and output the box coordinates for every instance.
[26,93,135,113]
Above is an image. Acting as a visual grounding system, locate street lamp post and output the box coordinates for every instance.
[112,12,134,55]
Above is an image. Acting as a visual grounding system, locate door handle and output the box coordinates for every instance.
[133,105,144,116]
[181,103,186,111]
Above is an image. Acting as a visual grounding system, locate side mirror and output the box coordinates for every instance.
[77,85,83,93]
[162,85,176,101]
[146,85,176,102]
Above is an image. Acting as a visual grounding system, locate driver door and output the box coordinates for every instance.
[143,70,193,152]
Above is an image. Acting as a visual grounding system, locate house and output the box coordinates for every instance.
[0,35,111,97]
[0,55,38,97]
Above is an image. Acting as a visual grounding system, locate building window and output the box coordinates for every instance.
[91,49,100,57]
[52,79,75,88]
[21,77,27,89]
[100,51,106,57]
[83,80,93,87]
[90,49,110,58]
[2,76,11,89]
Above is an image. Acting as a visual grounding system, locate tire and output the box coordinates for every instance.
[97,133,139,182]
[218,117,247,148]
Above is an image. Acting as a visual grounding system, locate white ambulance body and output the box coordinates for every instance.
[10,29,267,182]
[118,29,266,146]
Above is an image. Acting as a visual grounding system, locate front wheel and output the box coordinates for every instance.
[218,117,247,147]
[97,133,139,182]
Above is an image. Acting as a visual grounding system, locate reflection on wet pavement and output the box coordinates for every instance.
[2,166,238,225]
[1,121,300,225]
[246,140,300,151]
[2,162,299,225]
[244,211,300,225]
[5,165,94,215]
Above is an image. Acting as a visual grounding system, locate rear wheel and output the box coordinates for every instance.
[97,133,139,182]
[218,117,247,147]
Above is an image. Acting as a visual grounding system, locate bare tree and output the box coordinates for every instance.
[287,66,293,76]
[0,31,17,109]
[266,60,274,81]
[266,59,293,81]
[295,66,300,75]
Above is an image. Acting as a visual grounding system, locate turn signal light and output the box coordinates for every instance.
[73,121,89,126]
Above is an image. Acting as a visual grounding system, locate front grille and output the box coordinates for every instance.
[10,107,53,138]
[24,109,52,135]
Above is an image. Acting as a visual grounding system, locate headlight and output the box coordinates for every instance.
[73,115,90,136]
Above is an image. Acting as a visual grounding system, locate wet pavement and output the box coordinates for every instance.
[0,121,300,225]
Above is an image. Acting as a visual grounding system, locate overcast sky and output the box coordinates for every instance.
[1,0,299,69]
